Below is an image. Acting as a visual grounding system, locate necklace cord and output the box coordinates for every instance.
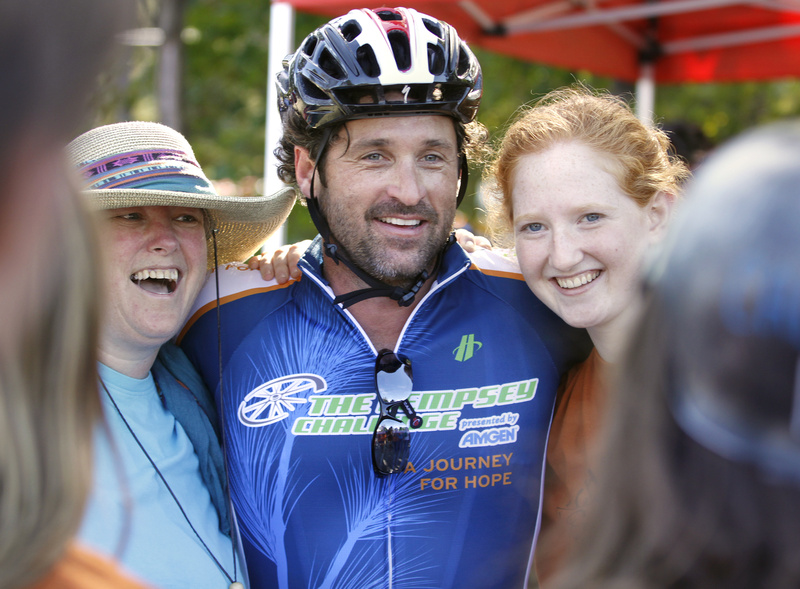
[212,228,240,583]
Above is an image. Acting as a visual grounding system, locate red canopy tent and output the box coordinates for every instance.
[279,0,800,85]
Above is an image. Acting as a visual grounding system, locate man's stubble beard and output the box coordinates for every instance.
[318,190,456,289]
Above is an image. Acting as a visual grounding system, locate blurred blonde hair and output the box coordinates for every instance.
[0,183,101,587]
[484,85,689,246]
[0,0,129,585]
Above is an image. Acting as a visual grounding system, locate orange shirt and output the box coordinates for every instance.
[30,543,151,589]
[535,347,607,587]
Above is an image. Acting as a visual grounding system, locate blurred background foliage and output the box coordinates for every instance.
[91,0,800,242]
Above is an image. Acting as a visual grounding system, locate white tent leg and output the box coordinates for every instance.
[635,61,655,126]
[263,1,295,251]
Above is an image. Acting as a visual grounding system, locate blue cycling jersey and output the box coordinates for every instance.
[180,238,588,589]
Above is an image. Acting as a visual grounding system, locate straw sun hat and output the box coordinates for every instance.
[67,121,296,268]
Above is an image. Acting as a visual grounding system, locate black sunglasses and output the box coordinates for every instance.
[372,349,423,476]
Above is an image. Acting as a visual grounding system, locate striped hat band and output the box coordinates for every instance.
[78,147,216,195]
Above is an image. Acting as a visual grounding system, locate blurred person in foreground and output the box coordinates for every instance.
[0,1,150,587]
[66,121,295,589]
[551,122,800,589]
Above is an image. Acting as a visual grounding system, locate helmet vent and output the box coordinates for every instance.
[299,74,329,100]
[375,9,402,21]
[319,47,346,80]
[356,44,380,77]
[301,36,318,57]
[388,30,411,71]
[428,44,445,75]
[456,46,471,77]
[340,20,362,42]
[422,18,443,39]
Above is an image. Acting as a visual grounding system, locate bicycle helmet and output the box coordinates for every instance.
[651,122,800,485]
[277,6,482,128]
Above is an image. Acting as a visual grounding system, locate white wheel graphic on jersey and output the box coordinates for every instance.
[238,374,326,427]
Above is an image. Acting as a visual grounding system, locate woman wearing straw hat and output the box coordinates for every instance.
[66,121,295,589]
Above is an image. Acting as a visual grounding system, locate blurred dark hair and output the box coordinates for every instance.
[663,120,714,169]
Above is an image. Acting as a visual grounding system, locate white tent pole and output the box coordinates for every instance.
[635,61,655,126]
[263,1,295,251]
[664,23,800,54]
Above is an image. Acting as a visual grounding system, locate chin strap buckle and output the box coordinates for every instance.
[393,270,429,307]
[323,242,340,264]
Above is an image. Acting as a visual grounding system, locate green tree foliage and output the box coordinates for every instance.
[181,4,325,240]
[656,79,800,142]
[183,0,271,181]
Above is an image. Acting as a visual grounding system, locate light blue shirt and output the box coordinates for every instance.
[79,363,245,588]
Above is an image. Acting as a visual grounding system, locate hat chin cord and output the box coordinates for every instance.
[307,127,466,310]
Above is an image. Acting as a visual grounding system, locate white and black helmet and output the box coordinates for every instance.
[277,6,482,128]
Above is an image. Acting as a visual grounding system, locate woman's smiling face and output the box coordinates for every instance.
[98,205,208,355]
[512,140,665,336]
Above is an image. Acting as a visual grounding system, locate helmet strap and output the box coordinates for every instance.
[306,126,463,309]
[456,155,469,207]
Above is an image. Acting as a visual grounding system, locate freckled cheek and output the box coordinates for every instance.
[517,239,548,265]
[613,235,647,266]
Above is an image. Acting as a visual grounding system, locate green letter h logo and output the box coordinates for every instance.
[453,334,482,362]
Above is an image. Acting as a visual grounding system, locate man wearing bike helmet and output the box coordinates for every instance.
[179,7,588,588]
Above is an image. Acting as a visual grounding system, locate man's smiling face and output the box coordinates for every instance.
[297,115,460,288]
[99,205,207,355]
